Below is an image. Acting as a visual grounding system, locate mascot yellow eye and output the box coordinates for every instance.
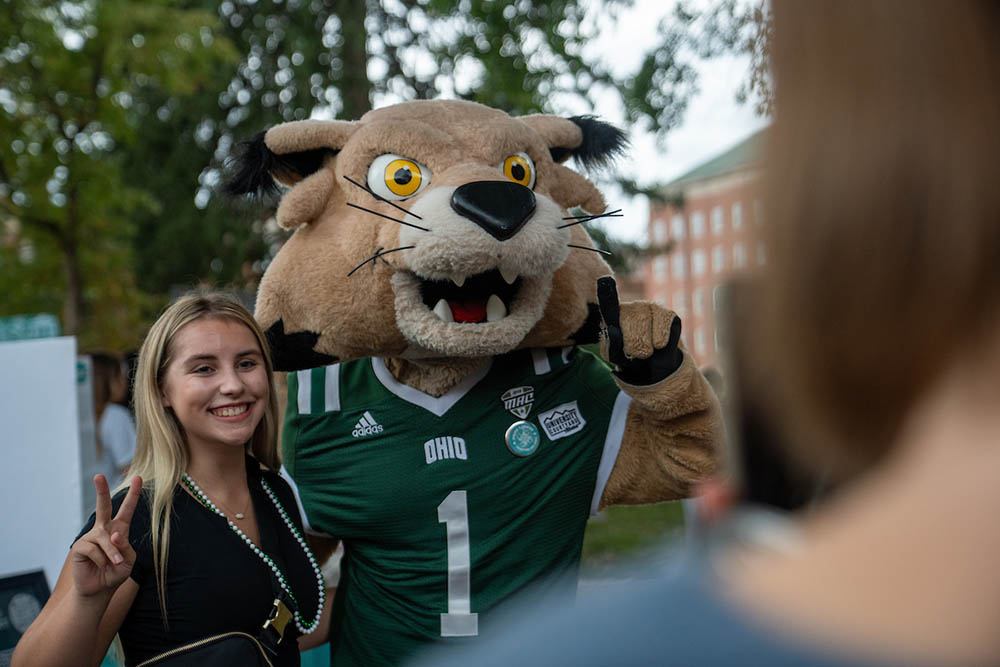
[367,153,431,201]
[500,153,536,188]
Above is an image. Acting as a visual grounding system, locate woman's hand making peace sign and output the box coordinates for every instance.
[70,474,143,598]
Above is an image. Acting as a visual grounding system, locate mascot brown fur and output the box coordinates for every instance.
[226,99,723,665]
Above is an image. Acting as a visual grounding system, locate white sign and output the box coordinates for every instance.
[0,337,82,586]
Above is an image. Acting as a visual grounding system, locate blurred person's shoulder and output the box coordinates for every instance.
[410,553,894,667]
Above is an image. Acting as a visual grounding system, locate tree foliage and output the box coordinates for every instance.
[0,0,239,346]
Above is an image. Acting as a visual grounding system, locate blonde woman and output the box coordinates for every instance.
[14,292,332,666]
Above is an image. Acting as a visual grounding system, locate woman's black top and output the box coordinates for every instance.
[76,456,320,666]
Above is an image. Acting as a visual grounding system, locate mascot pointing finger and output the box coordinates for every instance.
[226,100,723,666]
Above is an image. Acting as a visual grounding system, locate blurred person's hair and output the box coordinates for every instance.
[753,0,1000,480]
[89,351,124,458]
[126,290,280,623]
[720,279,832,512]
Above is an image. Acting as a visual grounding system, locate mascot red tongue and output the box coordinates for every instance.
[450,299,487,323]
[225,99,723,666]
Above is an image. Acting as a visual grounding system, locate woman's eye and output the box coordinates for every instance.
[193,366,213,375]
[500,153,535,189]
[366,154,431,201]
[238,359,258,370]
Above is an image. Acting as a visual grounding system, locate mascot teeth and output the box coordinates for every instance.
[432,299,454,322]
[500,267,518,285]
[419,268,519,324]
[486,294,507,322]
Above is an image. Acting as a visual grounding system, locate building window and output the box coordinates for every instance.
[672,253,686,279]
[653,256,667,280]
[712,245,725,273]
[652,218,667,245]
[692,250,706,276]
[693,288,704,316]
[733,243,746,268]
[754,199,764,225]
[731,202,743,230]
[695,326,706,355]
[673,289,687,315]
[757,242,767,265]
[711,206,724,235]
[690,211,705,239]
[671,214,685,240]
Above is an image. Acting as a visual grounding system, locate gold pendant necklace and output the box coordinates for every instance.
[194,485,251,520]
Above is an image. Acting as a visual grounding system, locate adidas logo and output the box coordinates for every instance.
[352,411,384,438]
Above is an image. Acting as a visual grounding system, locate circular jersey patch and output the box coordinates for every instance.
[505,421,541,457]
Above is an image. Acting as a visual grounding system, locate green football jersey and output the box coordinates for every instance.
[282,347,630,666]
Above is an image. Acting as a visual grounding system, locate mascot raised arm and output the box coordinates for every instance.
[226,99,722,666]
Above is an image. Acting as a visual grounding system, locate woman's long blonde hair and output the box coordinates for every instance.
[123,291,280,623]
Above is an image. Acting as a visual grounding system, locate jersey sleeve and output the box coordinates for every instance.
[572,348,633,514]
[281,365,342,537]
[274,466,332,537]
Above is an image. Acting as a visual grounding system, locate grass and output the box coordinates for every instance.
[579,501,687,577]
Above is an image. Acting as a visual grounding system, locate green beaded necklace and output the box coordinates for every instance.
[181,473,326,634]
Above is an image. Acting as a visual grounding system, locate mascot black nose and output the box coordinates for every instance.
[450,181,536,241]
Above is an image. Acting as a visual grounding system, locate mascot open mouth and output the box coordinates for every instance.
[419,269,523,323]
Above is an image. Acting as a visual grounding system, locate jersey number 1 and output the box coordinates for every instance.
[437,490,479,636]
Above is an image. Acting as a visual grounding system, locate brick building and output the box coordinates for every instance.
[644,129,767,369]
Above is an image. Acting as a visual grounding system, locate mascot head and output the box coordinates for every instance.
[226,100,626,371]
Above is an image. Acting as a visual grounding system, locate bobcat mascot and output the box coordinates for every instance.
[226,99,722,666]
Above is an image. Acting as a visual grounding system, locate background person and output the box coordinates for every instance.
[13,292,332,666]
[90,351,137,487]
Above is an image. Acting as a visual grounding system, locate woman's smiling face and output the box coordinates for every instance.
[160,317,269,454]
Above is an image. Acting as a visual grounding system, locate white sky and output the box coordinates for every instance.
[586,0,769,243]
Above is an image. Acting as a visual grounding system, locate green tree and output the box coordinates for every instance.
[0,0,239,347]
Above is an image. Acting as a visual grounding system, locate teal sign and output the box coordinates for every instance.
[0,313,61,342]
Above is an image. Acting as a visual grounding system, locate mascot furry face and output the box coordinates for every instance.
[227,100,623,369]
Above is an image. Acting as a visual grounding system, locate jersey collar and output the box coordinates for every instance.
[370,357,494,417]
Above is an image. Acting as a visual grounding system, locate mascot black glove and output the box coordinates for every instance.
[598,276,684,386]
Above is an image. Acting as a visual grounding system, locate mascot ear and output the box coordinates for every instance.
[223,119,360,198]
[518,115,628,170]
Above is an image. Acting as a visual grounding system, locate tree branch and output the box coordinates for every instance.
[0,199,64,238]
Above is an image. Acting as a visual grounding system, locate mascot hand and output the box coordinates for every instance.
[597,276,684,386]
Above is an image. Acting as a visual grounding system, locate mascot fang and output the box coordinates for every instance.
[226,100,723,666]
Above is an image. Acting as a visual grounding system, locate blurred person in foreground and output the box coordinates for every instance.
[90,351,137,487]
[411,1,1000,665]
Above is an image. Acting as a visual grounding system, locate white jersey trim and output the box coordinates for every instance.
[296,364,340,415]
[296,369,311,415]
[531,348,551,375]
[590,390,631,515]
[279,465,333,537]
[371,357,493,417]
[324,363,340,412]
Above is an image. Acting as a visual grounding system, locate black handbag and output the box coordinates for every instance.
[134,593,295,667]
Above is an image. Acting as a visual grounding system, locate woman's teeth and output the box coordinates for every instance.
[212,405,248,417]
